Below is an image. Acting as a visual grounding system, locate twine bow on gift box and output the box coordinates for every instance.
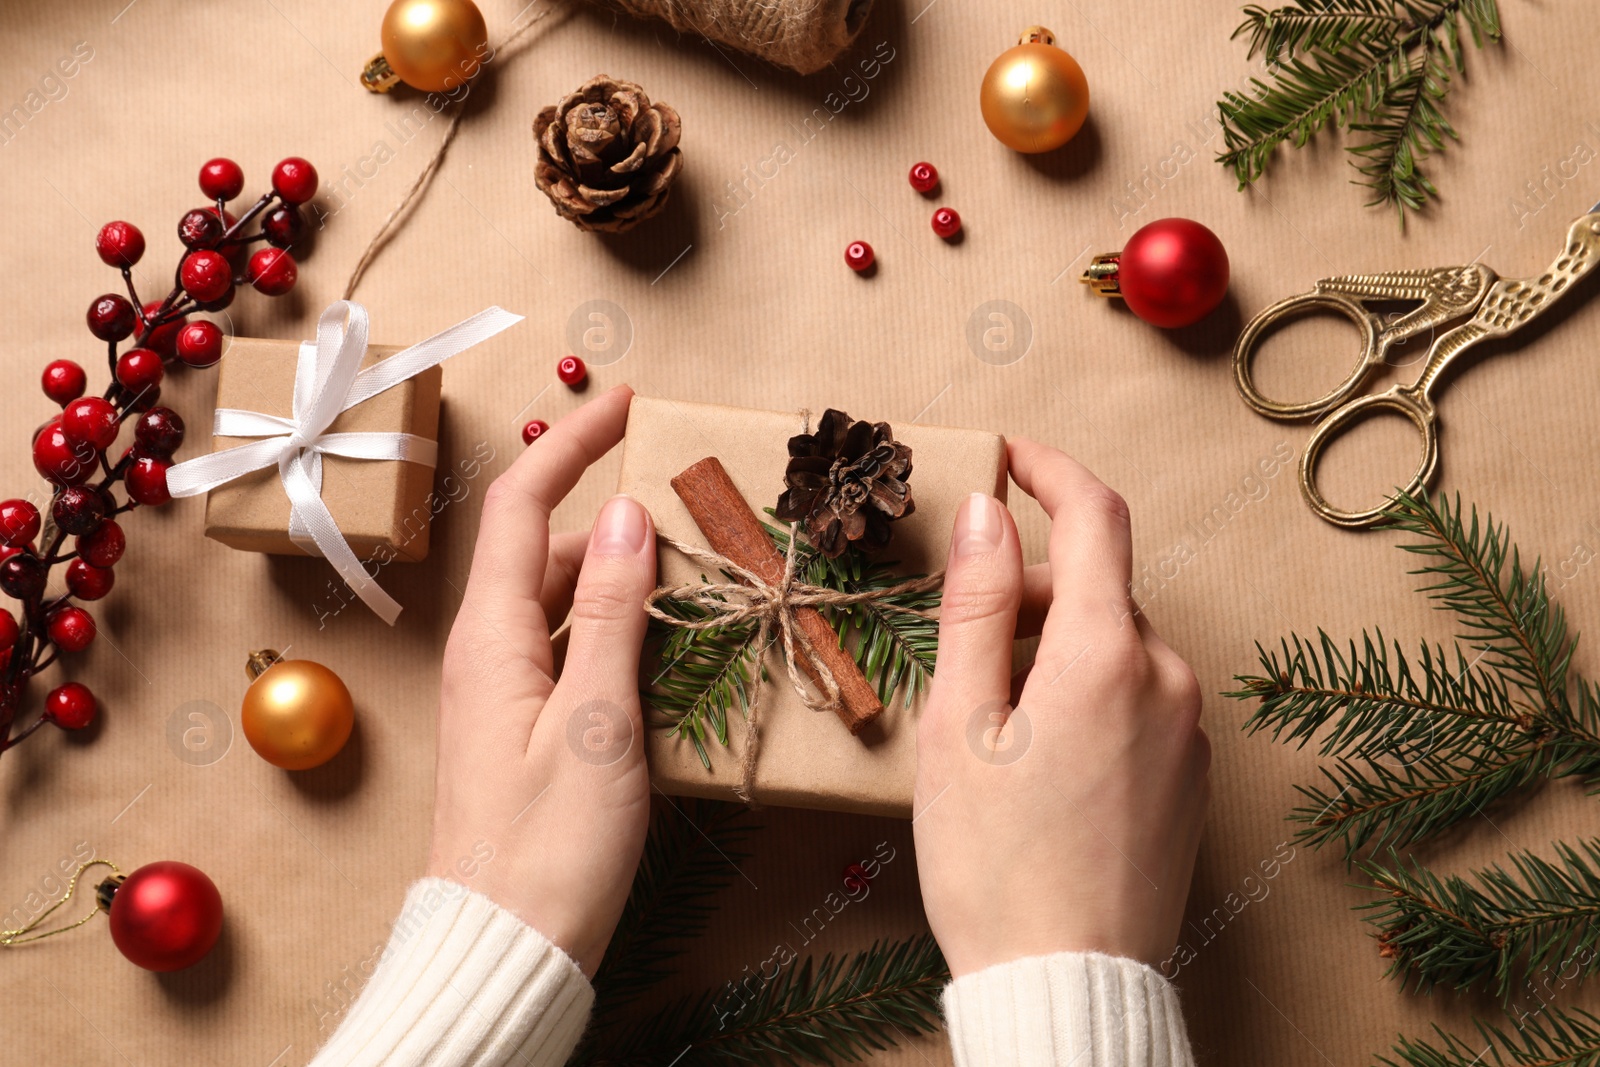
[166,300,522,625]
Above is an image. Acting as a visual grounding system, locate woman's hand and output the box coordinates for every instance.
[913,438,1210,977]
[428,385,655,977]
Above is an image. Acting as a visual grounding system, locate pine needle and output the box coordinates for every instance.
[1216,0,1503,224]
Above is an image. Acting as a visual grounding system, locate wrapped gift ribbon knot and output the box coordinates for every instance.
[166,300,522,625]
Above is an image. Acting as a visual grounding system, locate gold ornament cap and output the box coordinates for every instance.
[1019,25,1056,46]
[1080,253,1123,297]
[245,649,284,681]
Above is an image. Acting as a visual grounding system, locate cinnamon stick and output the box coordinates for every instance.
[669,456,883,734]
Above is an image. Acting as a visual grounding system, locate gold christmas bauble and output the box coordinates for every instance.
[377,0,489,94]
[240,652,354,771]
[979,27,1089,154]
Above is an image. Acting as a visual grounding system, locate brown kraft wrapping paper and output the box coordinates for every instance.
[618,396,1006,817]
[202,337,444,564]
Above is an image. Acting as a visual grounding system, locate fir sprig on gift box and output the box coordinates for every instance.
[572,799,948,1066]
[646,519,939,768]
[1215,0,1503,223]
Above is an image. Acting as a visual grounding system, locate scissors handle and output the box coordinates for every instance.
[1233,290,1385,420]
[1299,387,1439,529]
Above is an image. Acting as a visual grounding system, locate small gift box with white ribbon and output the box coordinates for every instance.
[167,301,520,624]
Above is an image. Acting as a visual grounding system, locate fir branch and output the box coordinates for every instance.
[589,799,761,1021]
[645,594,764,770]
[1362,842,1600,1001]
[580,935,949,1067]
[1377,1005,1600,1067]
[1216,0,1503,223]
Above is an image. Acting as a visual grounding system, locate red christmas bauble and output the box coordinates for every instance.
[1115,218,1229,329]
[107,861,223,971]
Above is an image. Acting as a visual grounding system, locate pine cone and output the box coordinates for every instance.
[774,409,915,559]
[533,75,683,234]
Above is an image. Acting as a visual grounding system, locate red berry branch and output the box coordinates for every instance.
[0,156,320,756]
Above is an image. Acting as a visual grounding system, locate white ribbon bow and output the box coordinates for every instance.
[167,300,522,625]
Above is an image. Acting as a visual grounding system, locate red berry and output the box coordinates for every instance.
[52,486,110,536]
[199,157,245,201]
[0,554,46,600]
[0,607,17,649]
[180,250,233,303]
[125,456,172,506]
[115,348,164,394]
[247,247,297,296]
[175,321,225,368]
[521,419,550,446]
[87,294,136,342]
[557,355,587,386]
[139,301,187,356]
[96,221,146,268]
[844,241,874,272]
[41,360,88,406]
[134,407,185,458]
[261,205,305,249]
[272,157,318,205]
[178,208,225,250]
[931,207,962,239]
[62,397,121,451]
[66,559,115,601]
[843,862,874,894]
[78,519,126,568]
[45,682,97,730]
[908,162,939,193]
[47,606,96,652]
[0,500,41,547]
[33,420,97,486]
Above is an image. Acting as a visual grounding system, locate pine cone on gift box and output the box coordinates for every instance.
[533,75,683,234]
[775,409,915,559]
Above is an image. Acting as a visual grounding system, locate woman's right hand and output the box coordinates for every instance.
[912,438,1210,978]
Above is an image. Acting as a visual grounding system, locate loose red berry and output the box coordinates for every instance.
[272,157,318,205]
[247,247,297,296]
[0,554,46,600]
[66,559,116,601]
[48,606,96,652]
[78,520,126,568]
[45,682,97,730]
[843,862,874,894]
[62,397,120,451]
[199,157,245,201]
[908,162,939,193]
[95,221,146,268]
[134,407,185,458]
[521,419,550,446]
[175,320,225,368]
[261,205,305,249]
[41,360,88,406]
[178,208,225,250]
[845,241,875,272]
[125,456,172,506]
[52,486,110,536]
[931,207,962,238]
[139,301,186,356]
[87,294,136,342]
[557,355,587,386]
[115,348,164,395]
[0,500,41,547]
[180,250,233,303]
[33,420,97,486]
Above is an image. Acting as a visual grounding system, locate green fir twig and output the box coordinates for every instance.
[1377,1005,1600,1067]
[1361,842,1600,1002]
[1216,0,1503,224]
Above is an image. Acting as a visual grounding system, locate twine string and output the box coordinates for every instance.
[644,530,943,804]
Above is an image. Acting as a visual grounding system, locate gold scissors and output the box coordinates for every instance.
[1233,202,1600,528]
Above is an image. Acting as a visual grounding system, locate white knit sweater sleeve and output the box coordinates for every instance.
[942,952,1196,1067]
[309,878,593,1067]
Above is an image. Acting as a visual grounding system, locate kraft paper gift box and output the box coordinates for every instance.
[200,337,443,563]
[617,396,1008,818]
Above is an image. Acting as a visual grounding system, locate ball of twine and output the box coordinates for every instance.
[605,0,873,74]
